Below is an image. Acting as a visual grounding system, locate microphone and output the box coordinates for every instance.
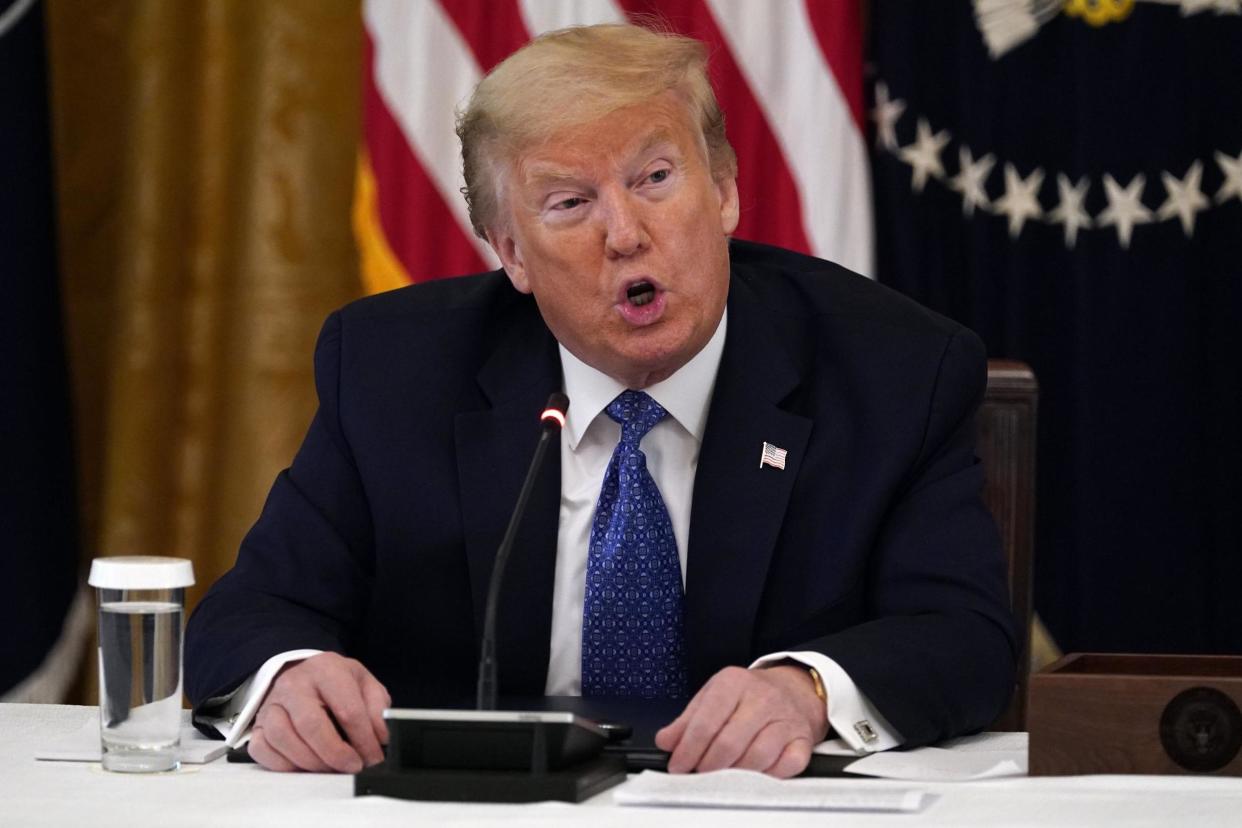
[477,392,569,710]
[355,391,627,804]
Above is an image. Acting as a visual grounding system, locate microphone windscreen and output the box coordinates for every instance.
[541,393,569,429]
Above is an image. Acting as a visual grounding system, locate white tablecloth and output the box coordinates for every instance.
[3,704,1241,827]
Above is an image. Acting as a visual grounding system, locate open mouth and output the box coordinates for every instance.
[626,281,657,307]
[615,278,666,326]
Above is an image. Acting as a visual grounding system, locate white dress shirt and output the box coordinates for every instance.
[210,309,899,754]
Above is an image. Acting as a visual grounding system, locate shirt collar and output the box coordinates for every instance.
[559,309,727,450]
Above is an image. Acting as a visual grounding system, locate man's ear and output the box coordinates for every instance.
[486,227,530,294]
[717,175,740,236]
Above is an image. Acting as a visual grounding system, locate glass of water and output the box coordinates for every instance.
[88,556,194,773]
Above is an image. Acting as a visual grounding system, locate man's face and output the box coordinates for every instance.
[487,92,739,389]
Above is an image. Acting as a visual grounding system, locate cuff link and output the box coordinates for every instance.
[854,720,879,744]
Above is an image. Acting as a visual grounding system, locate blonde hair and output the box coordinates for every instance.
[455,22,737,239]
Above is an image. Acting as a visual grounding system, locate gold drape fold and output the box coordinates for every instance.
[48,0,364,624]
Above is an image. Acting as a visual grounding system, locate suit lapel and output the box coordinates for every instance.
[685,274,812,688]
[454,299,563,696]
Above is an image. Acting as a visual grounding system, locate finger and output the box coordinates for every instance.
[248,725,297,773]
[694,705,772,773]
[258,703,333,772]
[284,696,365,773]
[665,685,742,774]
[655,669,722,752]
[733,719,801,773]
[764,737,814,779]
[320,673,385,767]
[654,701,694,752]
[358,671,392,748]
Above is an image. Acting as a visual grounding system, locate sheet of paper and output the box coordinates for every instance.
[615,769,928,812]
[844,745,1026,781]
[34,715,228,764]
[937,731,1028,753]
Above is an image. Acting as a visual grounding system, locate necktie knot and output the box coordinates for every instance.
[606,390,667,445]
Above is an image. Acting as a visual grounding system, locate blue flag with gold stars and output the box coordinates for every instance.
[869,1,1242,655]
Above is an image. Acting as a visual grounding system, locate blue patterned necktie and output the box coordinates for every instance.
[581,390,687,699]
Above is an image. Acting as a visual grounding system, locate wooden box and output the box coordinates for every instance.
[1028,653,1242,776]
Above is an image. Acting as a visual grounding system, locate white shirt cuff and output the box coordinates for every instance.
[202,649,324,747]
[750,650,903,754]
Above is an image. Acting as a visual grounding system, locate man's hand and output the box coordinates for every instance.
[248,652,391,773]
[654,665,829,778]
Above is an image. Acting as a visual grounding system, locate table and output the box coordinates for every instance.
[4,704,1241,826]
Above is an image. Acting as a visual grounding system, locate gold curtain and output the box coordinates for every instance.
[47,0,364,678]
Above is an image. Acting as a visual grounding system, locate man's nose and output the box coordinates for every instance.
[600,191,649,258]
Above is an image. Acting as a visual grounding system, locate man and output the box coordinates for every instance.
[186,23,1017,778]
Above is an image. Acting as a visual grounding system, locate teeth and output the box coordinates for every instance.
[627,282,655,306]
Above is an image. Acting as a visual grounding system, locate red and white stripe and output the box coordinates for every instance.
[357,0,871,293]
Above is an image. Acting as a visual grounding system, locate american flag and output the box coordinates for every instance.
[355,0,871,292]
[760,442,788,471]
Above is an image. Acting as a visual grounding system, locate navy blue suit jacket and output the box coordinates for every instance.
[186,240,1018,747]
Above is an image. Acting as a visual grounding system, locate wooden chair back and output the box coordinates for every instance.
[979,360,1038,730]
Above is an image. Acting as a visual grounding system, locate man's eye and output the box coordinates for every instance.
[553,197,585,211]
[648,169,671,184]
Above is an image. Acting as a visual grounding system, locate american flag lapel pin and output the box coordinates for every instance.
[759,442,788,470]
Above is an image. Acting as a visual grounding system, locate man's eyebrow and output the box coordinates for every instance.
[522,164,580,189]
[634,130,678,159]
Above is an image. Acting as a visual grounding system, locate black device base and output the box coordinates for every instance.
[352,709,625,803]
[354,754,627,803]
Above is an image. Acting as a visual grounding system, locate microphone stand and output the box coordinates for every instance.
[476,393,566,710]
